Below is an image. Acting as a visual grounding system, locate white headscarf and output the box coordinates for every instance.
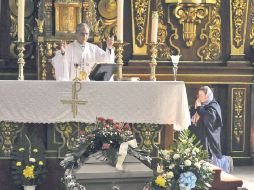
[201,86,214,105]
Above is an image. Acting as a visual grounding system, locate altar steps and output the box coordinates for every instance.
[209,163,243,190]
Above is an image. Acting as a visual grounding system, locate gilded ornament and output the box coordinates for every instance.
[0,122,24,157]
[156,0,171,59]
[232,0,247,48]
[133,124,161,152]
[197,0,221,61]
[174,5,208,47]
[98,0,117,19]
[250,0,254,45]
[133,0,149,47]
[231,88,246,152]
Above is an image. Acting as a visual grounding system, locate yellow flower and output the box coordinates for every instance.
[19,147,25,152]
[33,149,38,153]
[155,175,166,187]
[39,161,44,166]
[23,166,35,179]
[16,162,22,166]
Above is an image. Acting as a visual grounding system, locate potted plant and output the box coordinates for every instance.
[11,135,46,190]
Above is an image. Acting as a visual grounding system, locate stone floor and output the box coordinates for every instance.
[231,166,254,190]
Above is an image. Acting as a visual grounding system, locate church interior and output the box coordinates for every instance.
[0,0,254,190]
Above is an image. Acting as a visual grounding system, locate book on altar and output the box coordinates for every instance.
[89,63,117,81]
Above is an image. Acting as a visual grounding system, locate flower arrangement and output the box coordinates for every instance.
[153,130,214,190]
[61,117,135,168]
[11,135,46,187]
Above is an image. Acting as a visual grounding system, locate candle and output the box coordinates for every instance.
[18,0,25,42]
[117,0,124,42]
[151,11,158,43]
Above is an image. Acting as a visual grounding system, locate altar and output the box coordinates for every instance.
[0,80,190,130]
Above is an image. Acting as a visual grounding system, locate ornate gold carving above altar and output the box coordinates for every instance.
[165,0,221,61]
[54,1,82,34]
[94,0,117,43]
[0,122,24,157]
[131,0,150,55]
[231,88,246,152]
[174,5,209,47]
[230,0,249,55]
[197,0,221,61]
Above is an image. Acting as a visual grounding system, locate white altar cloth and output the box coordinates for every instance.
[0,81,190,130]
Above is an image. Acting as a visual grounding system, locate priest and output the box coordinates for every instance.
[52,23,115,81]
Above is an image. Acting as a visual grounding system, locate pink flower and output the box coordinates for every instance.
[102,143,110,150]
[124,123,131,131]
[104,124,110,129]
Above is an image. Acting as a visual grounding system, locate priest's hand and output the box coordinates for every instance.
[60,40,67,54]
[106,36,114,49]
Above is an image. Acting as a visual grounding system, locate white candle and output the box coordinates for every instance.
[18,0,25,42]
[151,11,158,43]
[117,0,124,42]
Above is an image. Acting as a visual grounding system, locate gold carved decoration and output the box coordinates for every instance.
[250,0,254,45]
[230,0,249,55]
[134,0,149,46]
[131,0,150,55]
[55,2,82,34]
[157,0,171,59]
[197,0,221,61]
[61,82,87,118]
[174,5,208,47]
[0,122,24,156]
[133,124,161,153]
[38,42,58,80]
[98,0,117,20]
[56,123,74,151]
[83,0,97,33]
[231,88,246,152]
[95,0,116,43]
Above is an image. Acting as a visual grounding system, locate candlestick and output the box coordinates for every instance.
[117,0,124,42]
[18,0,25,42]
[148,43,158,81]
[17,42,25,80]
[151,11,158,43]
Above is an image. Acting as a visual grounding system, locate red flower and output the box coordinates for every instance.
[79,130,85,135]
[102,143,110,150]
[97,117,105,122]
[114,123,120,129]
[106,118,114,123]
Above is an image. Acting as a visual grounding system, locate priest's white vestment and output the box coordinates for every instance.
[52,40,115,81]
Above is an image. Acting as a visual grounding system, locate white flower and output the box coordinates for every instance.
[192,151,196,156]
[194,147,200,153]
[29,157,36,162]
[166,171,174,179]
[168,164,175,169]
[185,148,190,153]
[173,154,180,159]
[184,160,191,166]
[195,162,201,169]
